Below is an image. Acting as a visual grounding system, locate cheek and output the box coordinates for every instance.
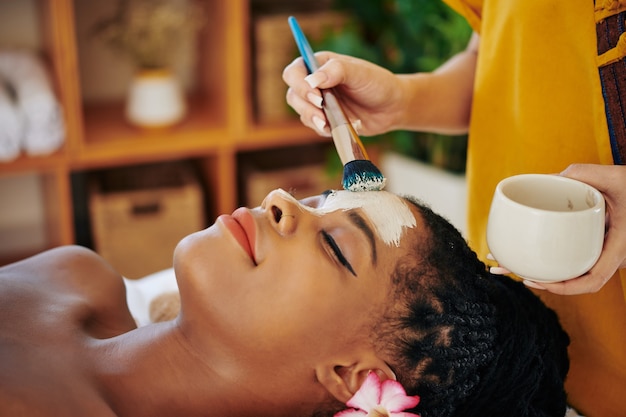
[250,265,380,346]
[252,258,340,318]
[232,260,353,345]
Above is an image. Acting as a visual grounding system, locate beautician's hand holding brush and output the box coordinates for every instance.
[288,16,386,192]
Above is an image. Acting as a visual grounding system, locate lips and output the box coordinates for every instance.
[219,208,256,263]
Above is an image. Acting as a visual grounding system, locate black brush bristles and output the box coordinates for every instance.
[342,160,387,192]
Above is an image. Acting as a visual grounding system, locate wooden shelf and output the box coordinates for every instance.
[75,97,230,169]
[0,151,68,176]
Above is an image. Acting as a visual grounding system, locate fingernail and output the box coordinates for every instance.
[312,115,327,133]
[486,253,496,261]
[307,92,323,109]
[305,72,327,89]
[489,266,509,275]
[523,280,546,290]
[351,119,362,133]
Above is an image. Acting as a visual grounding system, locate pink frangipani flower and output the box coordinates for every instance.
[334,372,420,417]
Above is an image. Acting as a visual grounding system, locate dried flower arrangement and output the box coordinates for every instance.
[92,0,204,70]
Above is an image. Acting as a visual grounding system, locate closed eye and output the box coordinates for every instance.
[321,230,357,277]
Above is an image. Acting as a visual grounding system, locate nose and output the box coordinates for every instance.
[261,189,300,235]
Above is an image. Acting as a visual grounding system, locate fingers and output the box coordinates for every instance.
[485,253,511,275]
[283,52,360,137]
[283,57,329,136]
[303,53,348,89]
[488,250,615,295]
[522,280,547,290]
[282,52,342,95]
[282,53,340,136]
[285,86,330,136]
[523,249,618,295]
[527,271,607,295]
[522,276,597,295]
[283,52,357,104]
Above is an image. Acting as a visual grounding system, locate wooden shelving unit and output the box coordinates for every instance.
[0,0,331,262]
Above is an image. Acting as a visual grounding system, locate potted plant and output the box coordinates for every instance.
[92,0,204,128]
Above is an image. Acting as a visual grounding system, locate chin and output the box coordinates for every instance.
[173,224,243,287]
[173,226,217,269]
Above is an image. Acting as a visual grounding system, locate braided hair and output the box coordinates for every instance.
[376,197,570,417]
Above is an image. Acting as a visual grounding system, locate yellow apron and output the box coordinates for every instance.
[441,0,626,415]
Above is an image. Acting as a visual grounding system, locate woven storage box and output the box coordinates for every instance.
[254,11,347,123]
[89,163,205,279]
[245,163,338,206]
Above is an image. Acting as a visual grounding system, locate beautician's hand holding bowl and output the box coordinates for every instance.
[487,172,606,291]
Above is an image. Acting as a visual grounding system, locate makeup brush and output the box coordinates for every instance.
[288,16,386,192]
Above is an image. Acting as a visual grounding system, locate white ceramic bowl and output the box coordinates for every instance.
[486,174,605,282]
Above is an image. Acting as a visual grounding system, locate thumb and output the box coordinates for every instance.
[559,164,610,192]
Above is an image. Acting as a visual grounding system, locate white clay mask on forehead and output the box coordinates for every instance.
[277,188,417,246]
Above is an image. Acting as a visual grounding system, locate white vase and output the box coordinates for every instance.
[125,69,187,128]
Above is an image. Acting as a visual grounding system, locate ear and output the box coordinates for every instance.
[315,353,396,403]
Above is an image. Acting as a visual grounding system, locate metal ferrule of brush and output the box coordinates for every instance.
[321,89,368,165]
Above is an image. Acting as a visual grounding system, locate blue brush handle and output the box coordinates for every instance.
[288,16,320,73]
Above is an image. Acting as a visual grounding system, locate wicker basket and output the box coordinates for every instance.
[89,163,205,279]
[254,11,347,123]
[244,163,338,206]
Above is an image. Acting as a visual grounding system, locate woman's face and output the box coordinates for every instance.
[173,188,421,377]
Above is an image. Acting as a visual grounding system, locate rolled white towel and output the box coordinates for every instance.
[19,88,65,156]
[0,76,23,162]
[124,268,178,327]
[0,49,65,157]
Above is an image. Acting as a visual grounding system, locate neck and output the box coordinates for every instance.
[90,320,250,417]
[90,319,326,417]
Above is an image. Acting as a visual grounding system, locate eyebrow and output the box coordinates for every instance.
[348,211,377,266]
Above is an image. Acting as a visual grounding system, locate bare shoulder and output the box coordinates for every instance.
[1,245,117,280]
[1,245,137,336]
[0,247,132,416]
[1,245,123,302]
[13,244,113,268]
